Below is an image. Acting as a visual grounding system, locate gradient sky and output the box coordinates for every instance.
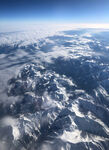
[0,0,109,23]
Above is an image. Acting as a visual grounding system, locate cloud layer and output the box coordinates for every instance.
[0,25,109,150]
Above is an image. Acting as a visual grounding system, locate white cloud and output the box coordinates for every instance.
[59,129,106,144]
[1,23,109,47]
[1,116,20,140]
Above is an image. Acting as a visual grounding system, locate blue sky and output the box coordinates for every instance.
[0,0,109,23]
